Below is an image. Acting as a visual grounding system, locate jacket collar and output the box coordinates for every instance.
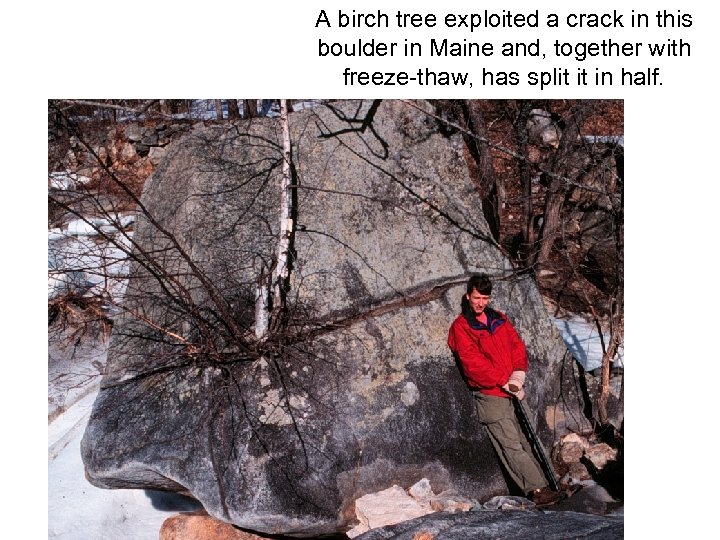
[462,306,506,334]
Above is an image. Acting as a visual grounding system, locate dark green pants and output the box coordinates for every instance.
[473,392,548,494]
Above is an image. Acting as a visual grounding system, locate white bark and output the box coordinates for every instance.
[254,100,294,342]
[271,99,294,312]
[255,269,269,340]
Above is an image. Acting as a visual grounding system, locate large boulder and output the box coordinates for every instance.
[81,100,573,536]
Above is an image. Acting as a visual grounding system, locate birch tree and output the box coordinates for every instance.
[255,99,296,341]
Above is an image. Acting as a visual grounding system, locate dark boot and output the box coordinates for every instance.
[559,482,583,498]
[528,487,567,507]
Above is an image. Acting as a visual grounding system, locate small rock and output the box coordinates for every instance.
[94,145,108,163]
[149,146,166,165]
[401,382,420,407]
[559,441,585,463]
[124,123,142,141]
[160,510,267,540]
[347,485,435,538]
[527,109,560,148]
[120,142,137,161]
[482,495,536,511]
[584,443,617,470]
[429,490,476,513]
[561,461,592,484]
[561,433,588,446]
[135,143,150,157]
[141,132,159,146]
[409,478,434,502]
[556,480,618,515]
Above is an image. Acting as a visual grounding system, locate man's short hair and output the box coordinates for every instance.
[466,274,492,295]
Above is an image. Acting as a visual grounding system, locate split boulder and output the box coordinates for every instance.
[81,100,573,536]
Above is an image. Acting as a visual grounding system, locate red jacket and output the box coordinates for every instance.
[447,307,529,398]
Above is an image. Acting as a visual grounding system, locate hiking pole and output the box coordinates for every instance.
[506,389,559,491]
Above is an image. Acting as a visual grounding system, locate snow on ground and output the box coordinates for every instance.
[48,213,134,301]
[48,212,134,419]
[49,389,201,540]
[48,211,193,539]
[76,98,324,122]
[49,171,92,191]
[49,325,201,539]
[552,316,624,372]
[48,327,107,421]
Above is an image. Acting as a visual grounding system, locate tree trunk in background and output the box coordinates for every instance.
[215,100,224,120]
[243,99,258,118]
[466,100,501,241]
[598,150,624,426]
[534,105,588,267]
[433,100,500,241]
[597,307,620,425]
[227,99,241,119]
[513,100,534,262]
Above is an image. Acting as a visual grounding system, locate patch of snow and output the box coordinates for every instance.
[66,219,97,237]
[49,171,92,191]
[48,220,134,301]
[583,135,624,148]
[48,327,202,539]
[289,100,323,112]
[65,215,135,237]
[48,390,201,539]
[552,316,624,372]
[48,326,108,420]
[49,228,65,241]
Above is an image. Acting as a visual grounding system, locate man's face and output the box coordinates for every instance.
[466,290,491,316]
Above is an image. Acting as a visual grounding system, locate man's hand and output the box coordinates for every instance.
[508,370,526,388]
[502,370,526,400]
[502,383,526,400]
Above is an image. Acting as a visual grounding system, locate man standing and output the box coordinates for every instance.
[447,274,566,506]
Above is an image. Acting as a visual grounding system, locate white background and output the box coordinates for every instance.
[2,0,717,537]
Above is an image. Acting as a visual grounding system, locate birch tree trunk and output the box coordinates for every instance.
[254,264,269,340]
[254,99,296,341]
[270,100,295,329]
